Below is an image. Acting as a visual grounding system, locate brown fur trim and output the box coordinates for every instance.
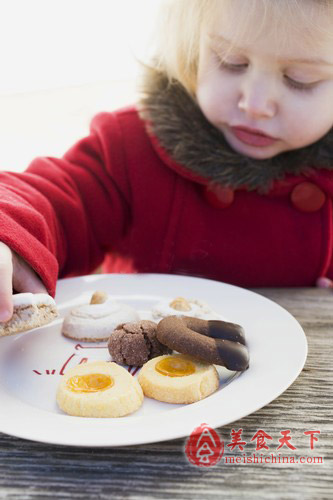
[139,68,333,193]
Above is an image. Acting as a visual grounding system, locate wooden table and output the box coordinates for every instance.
[0,288,332,499]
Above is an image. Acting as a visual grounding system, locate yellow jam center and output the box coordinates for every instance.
[155,357,196,377]
[67,373,114,393]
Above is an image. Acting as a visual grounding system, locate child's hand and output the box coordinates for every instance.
[0,242,47,322]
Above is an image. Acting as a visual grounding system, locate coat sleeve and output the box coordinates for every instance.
[0,111,131,297]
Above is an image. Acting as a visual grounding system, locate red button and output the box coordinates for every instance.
[204,185,234,209]
[291,182,326,212]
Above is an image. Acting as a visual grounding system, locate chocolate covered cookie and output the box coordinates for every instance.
[157,316,249,371]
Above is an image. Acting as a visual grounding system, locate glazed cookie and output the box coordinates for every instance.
[56,360,144,417]
[138,354,219,404]
[0,293,58,337]
[157,316,249,371]
[151,297,223,321]
[61,291,140,342]
[108,320,172,366]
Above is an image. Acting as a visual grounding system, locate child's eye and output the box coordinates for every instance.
[212,49,248,72]
[219,60,248,72]
[284,75,319,92]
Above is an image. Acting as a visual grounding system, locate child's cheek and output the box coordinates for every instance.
[196,79,227,124]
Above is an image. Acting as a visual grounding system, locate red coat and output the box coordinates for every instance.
[0,106,332,297]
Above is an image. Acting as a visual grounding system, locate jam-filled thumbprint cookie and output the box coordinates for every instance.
[138,354,219,404]
[56,360,143,417]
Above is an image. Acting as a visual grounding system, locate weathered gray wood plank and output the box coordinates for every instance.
[0,288,332,500]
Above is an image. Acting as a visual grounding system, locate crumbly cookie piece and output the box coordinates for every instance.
[138,354,219,404]
[56,360,144,417]
[0,293,58,337]
[108,320,172,366]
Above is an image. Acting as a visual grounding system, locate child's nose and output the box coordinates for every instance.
[238,77,277,119]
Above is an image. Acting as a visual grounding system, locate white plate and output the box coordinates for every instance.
[0,274,307,447]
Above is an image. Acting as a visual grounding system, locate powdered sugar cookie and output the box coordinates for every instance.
[0,293,58,337]
[138,354,219,404]
[151,297,223,321]
[56,360,143,417]
[61,291,139,342]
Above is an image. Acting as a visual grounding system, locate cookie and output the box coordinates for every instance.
[138,354,219,404]
[0,293,58,337]
[157,315,249,371]
[151,297,223,321]
[56,360,144,417]
[108,320,172,366]
[61,291,140,342]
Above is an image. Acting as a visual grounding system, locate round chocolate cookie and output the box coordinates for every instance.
[108,320,172,366]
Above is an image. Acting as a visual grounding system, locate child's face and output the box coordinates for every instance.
[196,1,333,159]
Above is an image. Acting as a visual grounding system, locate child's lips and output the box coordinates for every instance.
[230,126,278,147]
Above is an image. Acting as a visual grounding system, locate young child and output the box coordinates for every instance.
[1,0,333,320]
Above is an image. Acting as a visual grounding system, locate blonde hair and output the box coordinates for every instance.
[150,0,216,96]
[149,0,333,97]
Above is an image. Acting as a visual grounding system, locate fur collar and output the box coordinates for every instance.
[139,69,333,193]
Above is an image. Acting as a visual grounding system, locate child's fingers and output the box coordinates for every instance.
[0,242,14,321]
[12,252,47,295]
[0,246,48,324]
